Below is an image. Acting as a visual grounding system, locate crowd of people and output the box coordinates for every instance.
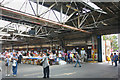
[0,49,87,78]
[0,49,119,78]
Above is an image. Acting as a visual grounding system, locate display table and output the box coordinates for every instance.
[22,56,66,65]
[22,56,48,65]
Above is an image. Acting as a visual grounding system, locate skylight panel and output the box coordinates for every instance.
[0,20,10,28]
[1,0,68,22]
[82,0,107,14]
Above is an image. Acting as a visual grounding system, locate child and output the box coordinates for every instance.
[110,53,114,65]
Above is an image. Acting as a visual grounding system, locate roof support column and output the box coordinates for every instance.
[91,35,95,61]
[97,35,102,62]
[59,39,65,51]
[91,35,98,61]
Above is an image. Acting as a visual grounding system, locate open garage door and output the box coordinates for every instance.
[101,34,119,62]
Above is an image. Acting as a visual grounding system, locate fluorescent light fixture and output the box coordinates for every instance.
[0,33,10,36]
[35,36,46,39]
[8,29,15,31]
[24,25,34,28]
[37,34,50,36]
[101,21,108,26]
[13,33,31,37]
[83,8,91,13]
[13,33,46,38]
[0,39,18,41]
[54,31,61,33]
[76,13,78,15]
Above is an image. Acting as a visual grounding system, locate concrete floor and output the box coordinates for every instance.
[1,62,118,78]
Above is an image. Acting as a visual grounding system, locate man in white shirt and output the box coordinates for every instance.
[12,52,18,77]
[41,53,50,78]
[81,48,86,63]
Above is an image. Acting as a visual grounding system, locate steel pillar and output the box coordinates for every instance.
[97,35,102,62]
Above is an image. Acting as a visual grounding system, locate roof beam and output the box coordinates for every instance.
[0,6,91,34]
[63,11,76,23]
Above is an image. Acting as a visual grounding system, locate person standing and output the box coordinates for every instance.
[62,52,65,61]
[53,53,57,62]
[16,52,23,64]
[113,53,118,67]
[58,52,62,60]
[74,52,81,67]
[12,52,18,77]
[65,52,67,61]
[84,53,88,62]
[81,48,86,63]
[70,52,74,64]
[5,54,11,77]
[67,51,70,64]
[41,53,50,78]
[110,53,114,65]
[18,52,23,64]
